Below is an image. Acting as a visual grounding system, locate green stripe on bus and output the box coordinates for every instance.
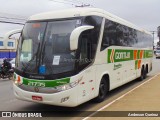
[135,60,138,70]
[108,49,133,63]
[144,50,153,58]
[108,49,112,63]
[108,49,153,63]
[22,77,70,87]
[137,50,140,59]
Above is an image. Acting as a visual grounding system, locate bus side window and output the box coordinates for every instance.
[101,24,110,51]
[83,16,102,56]
[101,36,109,51]
[100,19,113,51]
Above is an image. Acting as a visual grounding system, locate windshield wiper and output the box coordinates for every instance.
[22,42,40,73]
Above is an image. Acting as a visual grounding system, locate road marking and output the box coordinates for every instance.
[82,73,160,120]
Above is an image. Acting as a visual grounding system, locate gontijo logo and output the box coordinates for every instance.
[108,49,133,63]
[115,52,130,60]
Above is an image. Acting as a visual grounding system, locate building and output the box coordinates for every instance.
[0,37,17,59]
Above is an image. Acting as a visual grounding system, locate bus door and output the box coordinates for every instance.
[77,31,96,102]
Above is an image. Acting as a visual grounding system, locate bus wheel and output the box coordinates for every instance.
[143,67,147,79]
[94,77,108,103]
[139,67,146,81]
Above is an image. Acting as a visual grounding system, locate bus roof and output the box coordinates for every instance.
[29,8,151,35]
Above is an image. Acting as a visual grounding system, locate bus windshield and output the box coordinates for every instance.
[16,19,81,75]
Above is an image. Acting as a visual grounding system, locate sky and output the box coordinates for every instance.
[0,0,159,42]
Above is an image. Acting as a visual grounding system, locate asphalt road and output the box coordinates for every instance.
[0,58,160,120]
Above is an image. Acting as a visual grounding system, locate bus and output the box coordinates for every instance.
[6,8,153,107]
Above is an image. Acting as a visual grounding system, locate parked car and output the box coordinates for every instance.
[155,50,160,59]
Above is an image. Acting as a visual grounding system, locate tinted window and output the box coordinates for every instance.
[101,19,153,51]
[77,16,102,70]
[17,19,80,75]
[79,31,91,66]
[83,16,102,59]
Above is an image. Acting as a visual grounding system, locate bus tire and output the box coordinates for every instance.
[94,77,108,103]
[146,64,148,74]
[143,67,147,79]
[139,67,146,81]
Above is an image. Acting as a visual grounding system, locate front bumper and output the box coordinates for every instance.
[13,83,78,107]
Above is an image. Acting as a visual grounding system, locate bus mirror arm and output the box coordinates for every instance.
[4,29,22,49]
[70,25,94,51]
[4,29,22,41]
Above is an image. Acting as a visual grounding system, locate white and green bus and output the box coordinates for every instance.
[8,8,153,107]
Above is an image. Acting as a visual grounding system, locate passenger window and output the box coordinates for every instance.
[101,19,153,50]
[83,16,102,58]
[101,35,109,50]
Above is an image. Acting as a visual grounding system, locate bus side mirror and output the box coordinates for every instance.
[4,29,22,49]
[4,29,22,41]
[70,25,94,51]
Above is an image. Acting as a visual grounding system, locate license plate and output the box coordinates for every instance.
[32,96,43,101]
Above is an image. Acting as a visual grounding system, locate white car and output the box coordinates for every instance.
[10,58,15,68]
[155,50,160,59]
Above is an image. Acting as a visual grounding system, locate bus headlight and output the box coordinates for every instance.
[56,79,81,92]
[14,76,23,86]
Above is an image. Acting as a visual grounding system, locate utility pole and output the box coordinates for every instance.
[150,31,157,51]
[158,26,160,42]
[150,31,156,41]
